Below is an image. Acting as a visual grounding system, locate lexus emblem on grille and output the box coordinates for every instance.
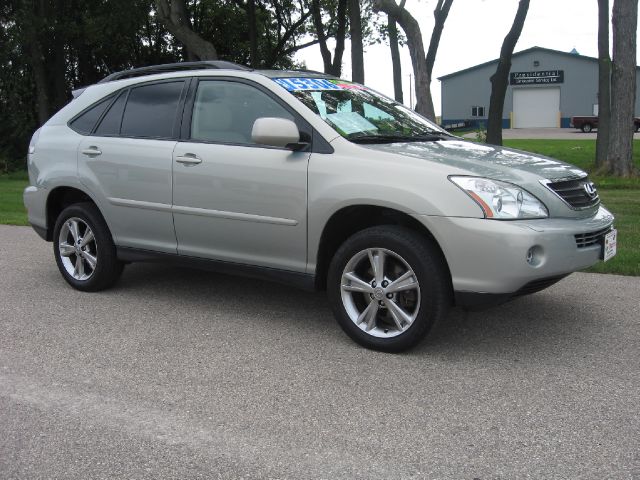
[584,182,597,198]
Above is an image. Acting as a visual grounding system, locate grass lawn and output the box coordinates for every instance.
[0,170,28,226]
[1,139,638,275]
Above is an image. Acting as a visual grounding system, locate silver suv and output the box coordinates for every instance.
[24,61,616,352]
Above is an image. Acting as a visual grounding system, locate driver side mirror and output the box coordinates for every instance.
[251,117,309,151]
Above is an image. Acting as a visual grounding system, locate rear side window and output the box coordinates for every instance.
[94,90,128,136]
[120,81,184,138]
[69,96,113,134]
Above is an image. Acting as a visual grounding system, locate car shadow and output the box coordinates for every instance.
[111,262,600,360]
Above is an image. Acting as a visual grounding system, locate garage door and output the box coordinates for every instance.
[513,87,560,128]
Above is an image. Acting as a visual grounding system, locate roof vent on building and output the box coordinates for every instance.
[533,60,540,67]
[570,47,579,55]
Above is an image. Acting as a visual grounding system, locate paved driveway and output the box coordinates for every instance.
[1,225,638,479]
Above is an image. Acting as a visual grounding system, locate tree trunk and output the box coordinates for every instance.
[348,0,365,83]
[311,0,334,73]
[155,0,218,60]
[247,0,259,67]
[373,0,431,118]
[608,0,638,176]
[422,0,454,120]
[311,0,348,76]
[21,0,51,125]
[374,0,451,120]
[388,15,403,102]
[486,0,530,146]
[331,0,348,76]
[596,0,611,169]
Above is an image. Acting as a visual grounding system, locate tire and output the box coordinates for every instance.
[53,202,124,292]
[581,123,593,133]
[327,226,451,353]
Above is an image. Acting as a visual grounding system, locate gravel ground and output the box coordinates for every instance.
[1,225,639,479]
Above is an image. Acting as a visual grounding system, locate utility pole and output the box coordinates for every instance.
[408,74,413,109]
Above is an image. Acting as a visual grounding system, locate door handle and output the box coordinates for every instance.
[175,154,202,165]
[81,146,102,157]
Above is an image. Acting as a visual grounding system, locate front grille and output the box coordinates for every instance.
[514,274,568,296]
[544,177,600,209]
[575,227,611,249]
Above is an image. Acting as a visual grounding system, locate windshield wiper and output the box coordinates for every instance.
[349,133,448,144]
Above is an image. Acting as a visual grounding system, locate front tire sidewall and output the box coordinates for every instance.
[53,203,122,292]
[328,227,450,353]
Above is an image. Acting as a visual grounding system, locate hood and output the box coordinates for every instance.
[364,139,586,182]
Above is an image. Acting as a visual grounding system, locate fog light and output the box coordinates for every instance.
[526,245,544,267]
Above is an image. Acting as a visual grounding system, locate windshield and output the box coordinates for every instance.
[273,77,450,143]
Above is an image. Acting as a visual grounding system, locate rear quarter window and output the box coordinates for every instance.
[69,96,113,134]
[94,90,128,136]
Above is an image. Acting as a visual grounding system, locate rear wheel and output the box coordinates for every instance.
[327,226,451,352]
[581,123,593,133]
[53,203,124,292]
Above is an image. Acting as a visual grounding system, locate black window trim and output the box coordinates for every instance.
[68,78,189,141]
[180,76,333,154]
[92,88,130,137]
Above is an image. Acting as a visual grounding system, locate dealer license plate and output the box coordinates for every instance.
[603,229,617,262]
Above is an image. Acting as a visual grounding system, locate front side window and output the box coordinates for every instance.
[273,77,449,144]
[190,80,294,145]
[120,81,185,138]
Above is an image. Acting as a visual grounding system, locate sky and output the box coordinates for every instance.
[294,0,640,116]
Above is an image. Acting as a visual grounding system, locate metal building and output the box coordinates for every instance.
[438,46,640,129]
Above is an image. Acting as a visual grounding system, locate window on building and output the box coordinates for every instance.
[471,106,485,117]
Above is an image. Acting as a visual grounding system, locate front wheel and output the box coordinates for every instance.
[327,226,451,352]
[581,123,593,133]
[53,202,124,292]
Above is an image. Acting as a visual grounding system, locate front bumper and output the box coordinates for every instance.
[415,206,614,303]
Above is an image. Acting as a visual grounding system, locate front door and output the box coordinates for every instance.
[172,79,309,272]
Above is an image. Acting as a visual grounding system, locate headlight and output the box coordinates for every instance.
[449,176,548,219]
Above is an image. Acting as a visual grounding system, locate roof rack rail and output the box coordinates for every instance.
[98,61,252,83]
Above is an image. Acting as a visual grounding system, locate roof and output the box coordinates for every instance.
[438,46,604,81]
[98,61,252,83]
[98,61,333,84]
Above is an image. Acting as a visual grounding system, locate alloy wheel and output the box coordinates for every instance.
[340,248,421,338]
[58,217,98,281]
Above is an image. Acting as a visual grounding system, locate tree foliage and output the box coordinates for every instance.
[0,0,322,170]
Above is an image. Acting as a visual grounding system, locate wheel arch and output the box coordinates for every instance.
[45,186,102,241]
[314,205,452,291]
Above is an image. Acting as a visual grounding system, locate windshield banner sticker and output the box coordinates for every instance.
[274,78,343,91]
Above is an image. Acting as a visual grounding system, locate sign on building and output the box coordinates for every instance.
[510,70,564,85]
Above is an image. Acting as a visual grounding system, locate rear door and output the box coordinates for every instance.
[77,80,187,253]
[172,78,310,272]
